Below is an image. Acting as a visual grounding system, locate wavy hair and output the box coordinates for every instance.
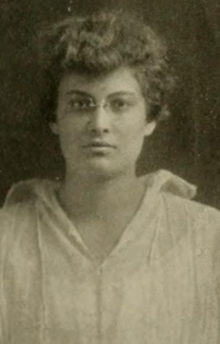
[39,11,174,122]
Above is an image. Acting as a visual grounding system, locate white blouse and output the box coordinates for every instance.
[0,170,220,344]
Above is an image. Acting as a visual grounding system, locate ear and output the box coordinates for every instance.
[144,120,157,137]
[49,122,59,135]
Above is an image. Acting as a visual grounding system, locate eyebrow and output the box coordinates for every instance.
[65,90,91,97]
[65,90,135,97]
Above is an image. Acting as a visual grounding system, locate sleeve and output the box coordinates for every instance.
[0,209,14,344]
[214,243,220,300]
[210,208,220,311]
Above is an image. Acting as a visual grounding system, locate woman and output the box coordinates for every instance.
[0,10,220,344]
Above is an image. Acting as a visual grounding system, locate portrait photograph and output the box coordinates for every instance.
[0,0,220,343]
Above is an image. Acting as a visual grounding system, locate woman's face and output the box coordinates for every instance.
[51,66,156,180]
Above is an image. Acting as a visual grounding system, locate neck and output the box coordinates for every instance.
[58,170,146,221]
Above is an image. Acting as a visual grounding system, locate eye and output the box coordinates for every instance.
[110,98,130,111]
[67,97,94,112]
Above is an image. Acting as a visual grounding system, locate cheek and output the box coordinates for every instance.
[56,123,82,154]
[120,122,146,152]
[124,114,147,137]
[121,114,147,149]
[58,117,86,137]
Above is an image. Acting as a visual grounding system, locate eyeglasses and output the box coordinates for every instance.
[64,95,137,116]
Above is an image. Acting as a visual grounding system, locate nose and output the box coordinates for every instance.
[88,105,110,134]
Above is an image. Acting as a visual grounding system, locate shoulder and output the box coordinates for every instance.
[161,190,220,223]
[0,179,46,231]
[0,178,56,252]
[4,178,54,207]
[159,191,220,251]
[145,169,220,238]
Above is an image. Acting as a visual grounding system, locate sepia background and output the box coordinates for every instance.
[0,0,220,207]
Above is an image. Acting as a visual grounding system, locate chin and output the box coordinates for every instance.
[86,160,135,182]
[87,163,118,180]
[66,155,136,181]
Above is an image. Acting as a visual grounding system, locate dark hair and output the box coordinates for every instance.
[39,11,174,123]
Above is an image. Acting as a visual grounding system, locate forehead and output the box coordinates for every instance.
[58,67,143,97]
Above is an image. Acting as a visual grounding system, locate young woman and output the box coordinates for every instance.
[0,11,220,344]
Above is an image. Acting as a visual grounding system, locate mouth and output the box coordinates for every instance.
[83,141,116,155]
[83,141,116,149]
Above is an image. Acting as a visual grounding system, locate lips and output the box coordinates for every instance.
[83,141,116,148]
